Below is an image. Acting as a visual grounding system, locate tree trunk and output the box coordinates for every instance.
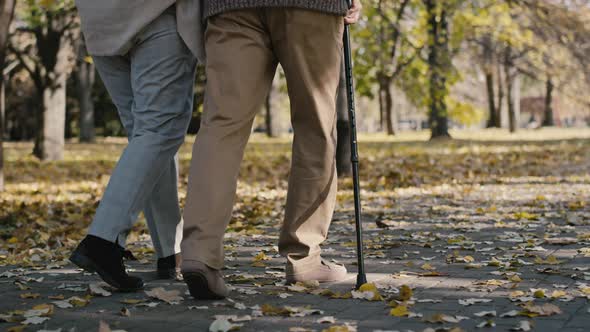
[496,61,504,127]
[425,0,451,139]
[336,61,351,177]
[0,78,4,191]
[33,31,73,161]
[482,34,498,128]
[34,75,67,160]
[542,76,554,127]
[76,38,96,142]
[378,80,385,132]
[264,72,280,138]
[485,71,498,128]
[504,46,519,133]
[0,0,15,191]
[384,79,396,136]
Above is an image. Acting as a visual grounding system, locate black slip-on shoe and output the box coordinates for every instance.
[157,254,182,280]
[70,235,144,292]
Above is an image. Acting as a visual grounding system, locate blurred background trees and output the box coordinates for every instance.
[0,0,589,189]
[0,0,16,192]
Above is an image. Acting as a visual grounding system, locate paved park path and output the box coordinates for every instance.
[2,174,590,332]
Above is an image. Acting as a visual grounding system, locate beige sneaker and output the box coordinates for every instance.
[286,259,348,284]
[182,261,229,300]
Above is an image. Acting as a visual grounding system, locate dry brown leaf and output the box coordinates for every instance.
[145,287,183,304]
[521,303,562,317]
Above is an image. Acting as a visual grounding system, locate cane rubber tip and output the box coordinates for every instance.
[355,273,368,290]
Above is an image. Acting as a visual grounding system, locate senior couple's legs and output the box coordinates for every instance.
[70,9,196,290]
[72,7,347,296]
[181,9,347,299]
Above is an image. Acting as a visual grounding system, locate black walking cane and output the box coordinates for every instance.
[343,0,367,290]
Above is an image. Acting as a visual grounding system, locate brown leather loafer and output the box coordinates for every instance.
[286,259,348,284]
[182,261,228,300]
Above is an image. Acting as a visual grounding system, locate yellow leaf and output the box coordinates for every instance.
[521,303,562,317]
[390,305,409,317]
[508,275,522,283]
[513,212,538,220]
[355,283,384,301]
[462,256,475,263]
[7,237,18,244]
[533,290,545,298]
[568,201,585,210]
[251,261,266,267]
[69,297,90,307]
[321,325,354,332]
[261,304,290,316]
[535,255,562,265]
[488,258,502,267]
[7,326,26,332]
[421,263,436,271]
[398,285,413,301]
[335,292,352,299]
[32,304,54,316]
[551,290,567,299]
[253,252,271,262]
[121,299,145,304]
[510,290,526,298]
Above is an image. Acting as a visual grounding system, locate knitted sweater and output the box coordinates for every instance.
[204,0,348,18]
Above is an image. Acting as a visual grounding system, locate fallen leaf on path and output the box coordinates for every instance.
[476,320,496,328]
[52,300,73,309]
[24,304,53,317]
[317,316,336,324]
[424,314,469,323]
[214,315,252,322]
[7,326,25,332]
[474,310,496,317]
[389,305,409,317]
[22,316,50,325]
[397,285,412,301]
[534,255,562,265]
[145,287,183,304]
[19,293,40,299]
[351,283,383,301]
[511,321,532,331]
[120,307,130,317]
[98,320,128,332]
[189,306,209,310]
[321,324,357,332]
[209,318,243,332]
[500,310,520,317]
[458,298,492,306]
[89,283,112,297]
[521,303,562,317]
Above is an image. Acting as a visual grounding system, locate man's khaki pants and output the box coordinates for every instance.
[182,9,344,274]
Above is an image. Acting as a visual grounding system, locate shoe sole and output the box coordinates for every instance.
[184,272,226,300]
[70,251,143,292]
[286,272,349,284]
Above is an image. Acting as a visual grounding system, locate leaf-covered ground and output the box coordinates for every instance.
[1,128,589,332]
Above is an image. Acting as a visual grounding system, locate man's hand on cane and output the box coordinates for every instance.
[345,0,362,24]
